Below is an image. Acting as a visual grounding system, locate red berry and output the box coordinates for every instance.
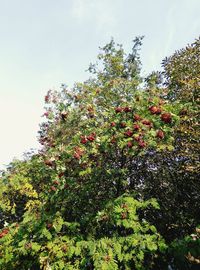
[115,107,123,113]
[123,107,132,113]
[74,147,84,159]
[77,147,84,154]
[4,228,9,234]
[149,106,158,114]
[43,112,49,117]
[156,130,165,139]
[133,124,140,131]
[142,119,151,126]
[161,113,172,123]
[50,186,56,191]
[0,228,9,238]
[45,95,50,103]
[155,107,162,115]
[124,130,133,137]
[74,153,81,159]
[127,141,133,148]
[110,122,116,127]
[138,140,146,148]
[80,136,87,144]
[142,120,153,129]
[133,114,141,121]
[87,133,95,142]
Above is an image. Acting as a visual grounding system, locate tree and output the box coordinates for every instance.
[0,37,196,270]
[140,38,200,242]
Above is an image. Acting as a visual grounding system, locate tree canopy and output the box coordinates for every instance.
[0,37,199,270]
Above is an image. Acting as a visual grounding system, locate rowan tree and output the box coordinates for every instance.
[0,37,198,270]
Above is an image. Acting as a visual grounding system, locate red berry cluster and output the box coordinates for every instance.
[111,104,171,150]
[156,130,165,139]
[142,119,153,128]
[73,147,84,160]
[133,124,140,131]
[0,228,9,239]
[43,111,49,118]
[133,114,141,121]
[161,113,172,123]
[44,94,50,103]
[127,141,133,148]
[124,130,133,137]
[80,136,87,144]
[87,133,96,142]
[149,105,172,124]
[48,179,60,192]
[50,185,57,192]
[149,105,162,115]
[115,106,132,113]
[80,133,96,144]
[138,140,146,148]
[123,106,132,113]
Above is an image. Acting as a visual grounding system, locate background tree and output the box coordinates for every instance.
[139,38,200,242]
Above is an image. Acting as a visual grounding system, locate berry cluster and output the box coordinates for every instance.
[0,228,9,239]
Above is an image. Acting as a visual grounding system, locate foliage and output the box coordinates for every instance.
[140,37,200,244]
[169,226,200,269]
[162,37,200,103]
[0,195,167,270]
[0,37,199,269]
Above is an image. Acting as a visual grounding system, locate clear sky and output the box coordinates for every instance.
[0,0,199,170]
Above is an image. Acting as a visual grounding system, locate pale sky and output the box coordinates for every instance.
[0,0,200,170]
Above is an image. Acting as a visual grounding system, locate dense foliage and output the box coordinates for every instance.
[0,37,199,270]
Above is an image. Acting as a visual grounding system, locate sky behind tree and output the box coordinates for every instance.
[0,0,199,169]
